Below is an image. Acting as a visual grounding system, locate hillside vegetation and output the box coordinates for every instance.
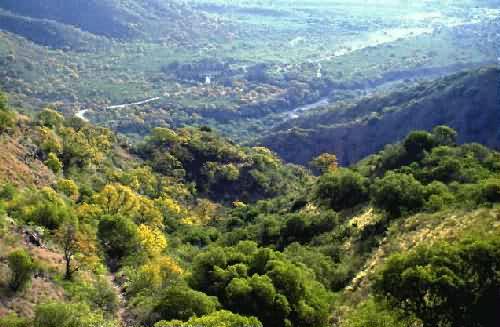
[0,0,215,45]
[261,66,500,165]
[0,90,499,327]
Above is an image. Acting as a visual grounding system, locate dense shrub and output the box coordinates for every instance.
[372,172,426,217]
[154,310,263,327]
[403,130,436,162]
[7,249,35,292]
[374,236,500,327]
[480,178,500,203]
[97,215,139,264]
[0,314,31,327]
[189,241,332,327]
[151,284,219,322]
[33,302,115,327]
[315,168,368,211]
[8,187,73,229]
[342,298,414,327]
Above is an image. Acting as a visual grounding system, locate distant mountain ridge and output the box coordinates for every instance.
[260,66,500,166]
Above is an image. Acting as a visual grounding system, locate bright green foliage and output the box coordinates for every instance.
[8,187,74,229]
[151,284,219,322]
[7,249,35,292]
[374,236,500,327]
[45,152,63,173]
[343,298,414,327]
[154,310,263,327]
[58,124,114,168]
[37,108,64,129]
[63,276,120,315]
[284,243,341,290]
[0,314,31,327]
[315,168,368,211]
[372,172,426,217]
[189,241,332,327]
[33,302,116,327]
[56,179,80,201]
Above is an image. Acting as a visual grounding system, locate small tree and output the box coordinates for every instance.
[0,92,16,134]
[7,249,35,292]
[56,179,79,201]
[372,172,426,217]
[432,125,457,146]
[310,153,338,174]
[45,153,63,174]
[56,223,79,280]
[315,168,368,211]
[403,131,435,161]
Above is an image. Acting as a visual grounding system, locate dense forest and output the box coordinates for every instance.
[0,90,499,326]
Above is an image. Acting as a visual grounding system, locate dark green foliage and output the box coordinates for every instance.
[284,243,343,291]
[139,127,308,203]
[374,236,500,327]
[403,130,436,162]
[279,211,337,249]
[432,125,457,146]
[315,168,368,211]
[0,183,16,200]
[7,249,35,292]
[151,284,219,322]
[372,172,426,217]
[221,209,338,250]
[480,178,500,203]
[189,241,332,327]
[97,215,139,264]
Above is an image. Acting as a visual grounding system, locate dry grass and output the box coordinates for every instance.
[0,224,67,318]
[346,207,500,295]
[0,133,55,188]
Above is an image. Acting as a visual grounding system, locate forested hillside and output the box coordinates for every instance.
[261,66,500,165]
[0,0,499,326]
[0,0,217,49]
[0,90,499,327]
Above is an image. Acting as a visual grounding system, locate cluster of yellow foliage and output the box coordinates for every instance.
[92,183,163,228]
[137,224,167,257]
[137,256,183,290]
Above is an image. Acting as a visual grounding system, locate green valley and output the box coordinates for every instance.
[0,1,499,326]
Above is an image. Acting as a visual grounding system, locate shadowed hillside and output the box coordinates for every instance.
[0,0,214,48]
[260,67,500,166]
